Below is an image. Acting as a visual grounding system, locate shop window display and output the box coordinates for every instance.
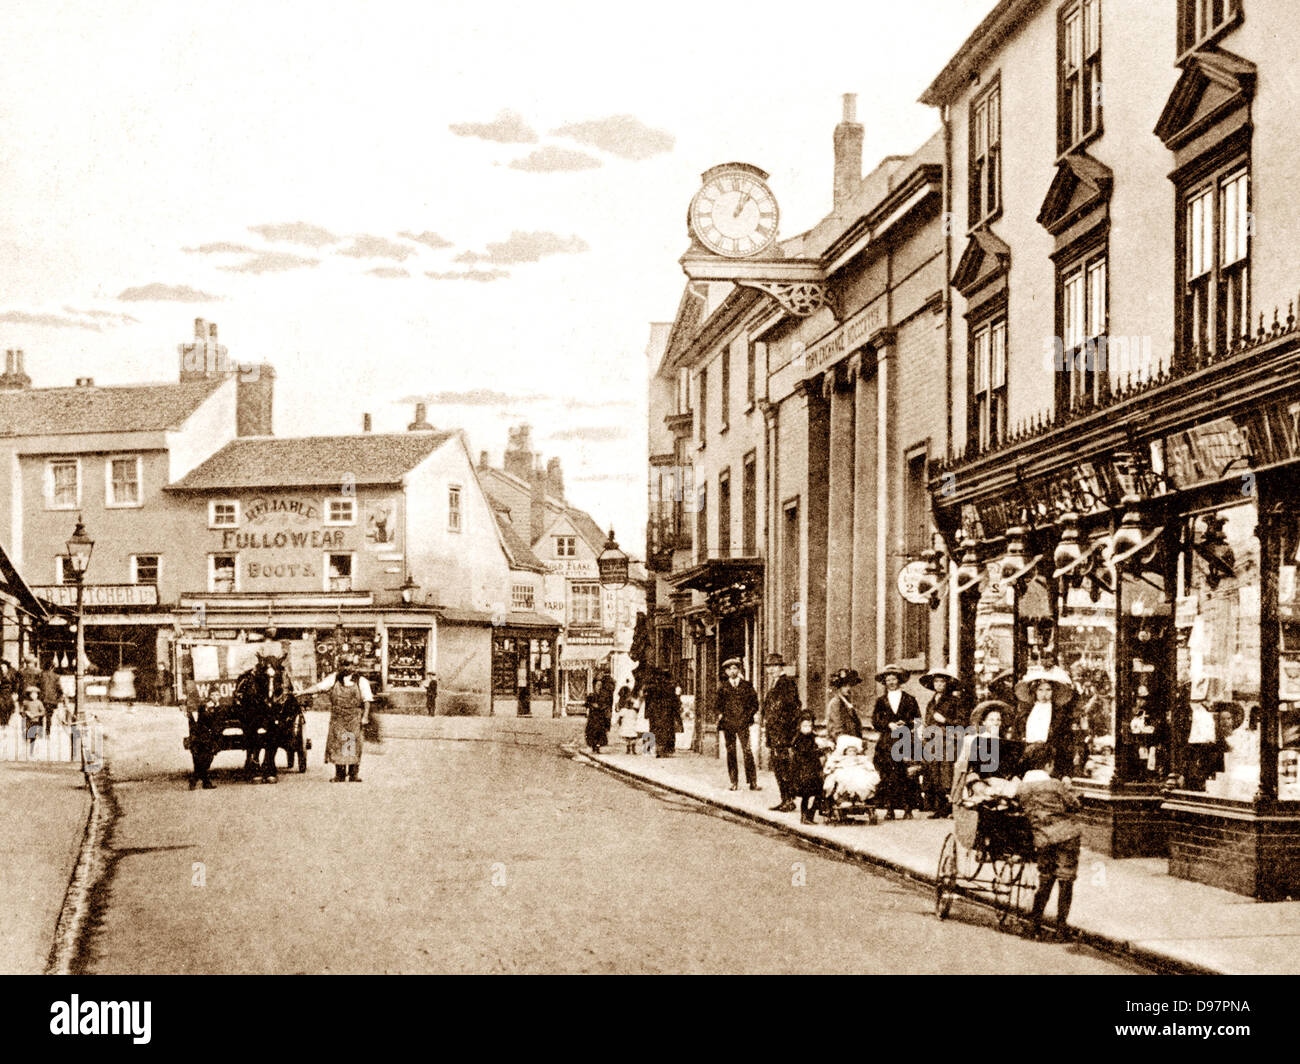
[1119,573,1171,784]
[1057,584,1117,783]
[1277,515,1300,799]
[1179,502,1260,798]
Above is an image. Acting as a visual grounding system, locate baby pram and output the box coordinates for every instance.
[819,734,880,824]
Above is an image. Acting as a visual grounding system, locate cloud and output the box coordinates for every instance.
[507,146,602,172]
[118,283,223,302]
[398,389,551,407]
[545,425,630,443]
[455,231,588,266]
[551,114,674,160]
[425,269,509,283]
[183,241,258,255]
[0,310,103,331]
[399,230,452,250]
[63,306,140,325]
[337,235,418,261]
[248,222,340,247]
[448,110,538,144]
[219,251,321,274]
[367,266,409,279]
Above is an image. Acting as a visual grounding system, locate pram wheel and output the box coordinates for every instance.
[994,859,1026,928]
[935,833,957,919]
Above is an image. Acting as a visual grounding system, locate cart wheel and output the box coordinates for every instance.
[295,724,308,773]
[994,860,1023,928]
[935,833,957,920]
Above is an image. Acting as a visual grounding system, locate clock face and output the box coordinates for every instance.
[689,171,779,258]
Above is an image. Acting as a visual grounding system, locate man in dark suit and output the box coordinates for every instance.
[763,655,801,811]
[716,657,760,792]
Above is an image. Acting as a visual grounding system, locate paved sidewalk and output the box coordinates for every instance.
[583,747,1300,975]
[0,759,91,974]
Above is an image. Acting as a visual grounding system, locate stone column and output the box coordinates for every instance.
[873,330,898,676]
[824,364,855,682]
[849,350,877,671]
[799,377,830,711]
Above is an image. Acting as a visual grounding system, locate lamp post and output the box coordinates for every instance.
[65,518,94,784]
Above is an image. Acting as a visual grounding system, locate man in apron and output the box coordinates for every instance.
[300,656,373,782]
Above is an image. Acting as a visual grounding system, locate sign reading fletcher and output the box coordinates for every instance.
[36,584,160,608]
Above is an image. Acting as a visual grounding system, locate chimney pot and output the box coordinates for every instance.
[363,412,372,432]
[479,450,489,469]
[194,317,206,339]
[209,322,218,340]
[4,351,12,374]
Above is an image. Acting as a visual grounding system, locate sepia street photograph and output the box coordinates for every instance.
[0,0,1289,1028]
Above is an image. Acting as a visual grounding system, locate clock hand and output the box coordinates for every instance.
[732,191,751,219]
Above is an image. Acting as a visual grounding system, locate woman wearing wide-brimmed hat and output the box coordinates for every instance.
[950,699,1013,809]
[871,664,919,819]
[1013,664,1076,773]
[920,666,966,818]
[825,668,863,743]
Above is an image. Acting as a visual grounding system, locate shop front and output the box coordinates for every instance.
[668,559,762,756]
[933,321,1300,897]
[491,617,559,717]
[33,584,172,703]
[175,592,437,711]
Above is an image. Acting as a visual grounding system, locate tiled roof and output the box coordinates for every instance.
[493,509,547,572]
[168,431,454,490]
[0,377,227,438]
[565,507,610,553]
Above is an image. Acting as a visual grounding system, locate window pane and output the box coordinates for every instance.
[1187,189,1212,279]
[988,89,999,146]
[52,462,78,506]
[1065,9,1081,69]
[991,321,1007,388]
[1221,170,1249,266]
[1085,0,1100,55]
[1063,270,1084,350]
[1087,257,1107,339]
[974,327,990,393]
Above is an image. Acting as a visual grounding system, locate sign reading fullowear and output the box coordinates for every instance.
[34,584,160,608]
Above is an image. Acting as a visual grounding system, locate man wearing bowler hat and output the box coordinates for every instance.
[716,657,760,791]
[763,653,801,811]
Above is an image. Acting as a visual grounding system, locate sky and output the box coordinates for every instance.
[0,0,997,548]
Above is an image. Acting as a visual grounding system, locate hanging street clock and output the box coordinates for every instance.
[688,162,779,258]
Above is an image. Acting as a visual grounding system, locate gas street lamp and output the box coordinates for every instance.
[65,517,94,785]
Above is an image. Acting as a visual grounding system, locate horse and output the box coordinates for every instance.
[233,655,300,784]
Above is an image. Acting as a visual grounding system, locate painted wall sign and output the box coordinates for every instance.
[221,529,346,550]
[245,497,319,524]
[546,559,599,578]
[800,297,886,377]
[35,584,160,608]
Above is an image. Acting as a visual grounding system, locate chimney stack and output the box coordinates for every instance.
[833,93,864,213]
[363,412,372,432]
[0,349,31,391]
[407,402,434,431]
[179,318,229,381]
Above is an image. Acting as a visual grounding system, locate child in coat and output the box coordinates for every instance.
[1017,746,1084,940]
[20,688,45,757]
[790,716,826,823]
[615,693,641,754]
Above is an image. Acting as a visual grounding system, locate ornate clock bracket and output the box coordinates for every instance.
[732,279,833,319]
[679,252,833,320]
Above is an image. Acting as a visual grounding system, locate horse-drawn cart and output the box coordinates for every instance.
[177,640,309,786]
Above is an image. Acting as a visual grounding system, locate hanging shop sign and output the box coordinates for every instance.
[897,560,931,604]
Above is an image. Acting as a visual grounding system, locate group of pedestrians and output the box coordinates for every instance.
[585,669,684,757]
[0,657,79,759]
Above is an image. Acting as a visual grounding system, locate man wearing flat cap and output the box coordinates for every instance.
[716,657,760,791]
